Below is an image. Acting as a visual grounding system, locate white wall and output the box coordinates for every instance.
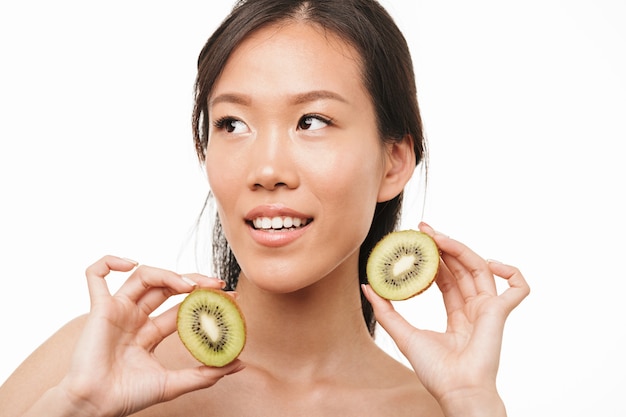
[1,1,624,415]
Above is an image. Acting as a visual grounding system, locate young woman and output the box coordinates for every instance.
[0,1,529,416]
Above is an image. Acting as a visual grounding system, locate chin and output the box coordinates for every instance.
[238,268,320,295]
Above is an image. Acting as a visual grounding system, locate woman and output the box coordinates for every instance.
[0,0,529,416]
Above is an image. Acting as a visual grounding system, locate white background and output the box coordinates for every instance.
[1,1,624,415]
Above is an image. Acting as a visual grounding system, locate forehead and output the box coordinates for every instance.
[211,22,368,102]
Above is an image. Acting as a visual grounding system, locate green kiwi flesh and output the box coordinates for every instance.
[367,230,440,301]
[177,288,246,367]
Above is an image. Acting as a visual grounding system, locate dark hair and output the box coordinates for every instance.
[192,0,425,336]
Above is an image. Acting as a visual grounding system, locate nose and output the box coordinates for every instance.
[246,128,299,191]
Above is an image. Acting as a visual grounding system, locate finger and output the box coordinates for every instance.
[434,258,466,315]
[439,252,479,299]
[114,265,194,304]
[419,224,479,299]
[182,273,227,292]
[488,261,531,310]
[85,255,139,304]
[136,274,226,316]
[132,302,180,350]
[420,223,497,298]
[162,360,246,402]
[224,290,239,301]
[149,303,181,342]
[361,284,417,353]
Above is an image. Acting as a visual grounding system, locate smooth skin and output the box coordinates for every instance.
[0,22,529,417]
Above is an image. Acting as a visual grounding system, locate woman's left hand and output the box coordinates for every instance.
[362,222,530,416]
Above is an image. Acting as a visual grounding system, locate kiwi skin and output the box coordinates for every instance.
[177,288,246,367]
[366,230,440,301]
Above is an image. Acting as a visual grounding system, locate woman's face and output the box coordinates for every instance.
[206,22,392,293]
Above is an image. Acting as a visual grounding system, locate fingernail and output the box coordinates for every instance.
[181,276,198,287]
[217,278,227,288]
[361,284,371,298]
[226,361,246,375]
[486,259,503,264]
[419,222,449,238]
[419,221,434,232]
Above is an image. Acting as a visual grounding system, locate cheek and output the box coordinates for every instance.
[308,145,384,202]
[205,149,240,245]
[304,147,385,241]
[205,146,244,243]
[206,143,241,198]
[205,157,222,194]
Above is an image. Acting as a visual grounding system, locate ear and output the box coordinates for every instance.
[377,135,416,202]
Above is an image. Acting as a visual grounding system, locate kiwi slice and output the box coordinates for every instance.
[367,230,440,301]
[177,288,246,367]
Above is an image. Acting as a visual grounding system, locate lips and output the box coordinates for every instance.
[245,205,313,246]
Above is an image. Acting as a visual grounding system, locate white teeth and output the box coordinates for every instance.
[283,217,293,228]
[271,217,282,229]
[252,216,309,230]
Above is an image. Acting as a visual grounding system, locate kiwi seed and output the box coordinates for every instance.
[366,230,440,301]
[177,288,246,367]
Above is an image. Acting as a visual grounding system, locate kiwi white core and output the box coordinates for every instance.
[200,312,220,342]
[393,254,416,276]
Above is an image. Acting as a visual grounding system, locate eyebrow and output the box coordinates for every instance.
[292,90,349,105]
[209,90,349,107]
[209,93,251,107]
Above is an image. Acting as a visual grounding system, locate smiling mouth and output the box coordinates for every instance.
[249,216,312,231]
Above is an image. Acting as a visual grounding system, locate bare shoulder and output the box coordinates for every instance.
[0,314,87,417]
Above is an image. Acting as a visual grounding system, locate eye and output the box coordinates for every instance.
[213,116,248,134]
[297,114,332,131]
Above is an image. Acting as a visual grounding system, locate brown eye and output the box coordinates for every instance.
[297,115,331,131]
[214,117,248,134]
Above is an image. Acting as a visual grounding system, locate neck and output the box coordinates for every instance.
[234,257,374,381]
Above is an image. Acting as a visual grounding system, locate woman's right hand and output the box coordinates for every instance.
[52,255,244,417]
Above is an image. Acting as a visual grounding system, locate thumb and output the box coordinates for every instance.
[162,360,245,401]
[362,284,418,354]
